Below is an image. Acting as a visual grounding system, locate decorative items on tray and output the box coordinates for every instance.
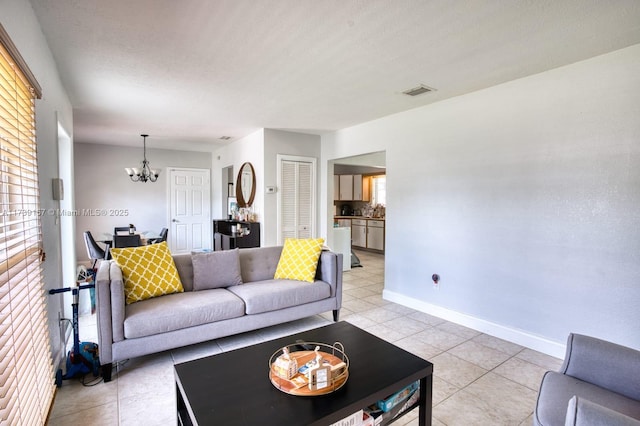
[269,342,349,396]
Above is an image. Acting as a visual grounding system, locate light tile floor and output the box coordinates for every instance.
[48,250,561,425]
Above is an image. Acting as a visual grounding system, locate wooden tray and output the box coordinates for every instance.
[269,342,349,396]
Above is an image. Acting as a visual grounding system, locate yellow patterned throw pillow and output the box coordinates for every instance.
[274,238,325,283]
[110,241,184,304]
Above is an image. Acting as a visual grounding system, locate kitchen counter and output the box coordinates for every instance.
[334,216,385,252]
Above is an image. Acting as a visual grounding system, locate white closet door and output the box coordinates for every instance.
[281,161,297,240]
[296,161,312,238]
[279,157,315,244]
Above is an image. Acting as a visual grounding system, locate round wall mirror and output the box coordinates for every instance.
[235,162,256,208]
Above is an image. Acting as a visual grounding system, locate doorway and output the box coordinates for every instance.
[57,122,76,317]
[330,151,387,266]
[222,165,234,218]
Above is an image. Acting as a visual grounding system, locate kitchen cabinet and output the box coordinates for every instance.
[338,175,353,200]
[362,176,370,202]
[351,219,367,248]
[367,220,385,251]
[350,218,385,252]
[336,174,370,201]
[353,174,363,200]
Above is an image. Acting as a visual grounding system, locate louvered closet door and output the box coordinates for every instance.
[281,160,313,242]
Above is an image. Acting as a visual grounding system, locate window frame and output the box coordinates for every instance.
[0,23,53,425]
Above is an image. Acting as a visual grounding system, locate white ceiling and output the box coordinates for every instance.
[30,0,640,150]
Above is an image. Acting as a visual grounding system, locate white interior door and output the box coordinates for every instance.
[169,168,211,254]
[277,155,316,245]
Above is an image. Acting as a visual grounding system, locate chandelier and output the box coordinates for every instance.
[125,134,160,183]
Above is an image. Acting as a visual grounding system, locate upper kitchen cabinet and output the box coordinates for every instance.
[336,174,370,201]
[338,174,353,200]
[353,175,363,200]
[353,175,371,202]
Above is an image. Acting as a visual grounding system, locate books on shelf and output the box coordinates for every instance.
[377,381,419,412]
[330,409,363,426]
[308,380,421,426]
[364,381,421,425]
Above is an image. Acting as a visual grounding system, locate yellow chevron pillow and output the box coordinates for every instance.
[110,241,184,304]
[274,238,325,283]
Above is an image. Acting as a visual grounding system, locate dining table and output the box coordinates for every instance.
[100,231,161,257]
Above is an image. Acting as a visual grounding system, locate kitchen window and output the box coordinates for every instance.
[371,175,386,206]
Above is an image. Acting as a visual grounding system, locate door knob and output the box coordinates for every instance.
[172,219,179,223]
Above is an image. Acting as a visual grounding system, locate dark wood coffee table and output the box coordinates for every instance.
[175,321,433,425]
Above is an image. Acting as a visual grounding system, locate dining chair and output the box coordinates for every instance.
[148,228,168,244]
[83,231,109,268]
[113,234,141,248]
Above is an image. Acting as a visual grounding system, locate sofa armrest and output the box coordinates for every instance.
[95,261,114,365]
[317,250,343,299]
[565,396,640,426]
[561,334,640,401]
[95,261,128,365]
[108,262,126,343]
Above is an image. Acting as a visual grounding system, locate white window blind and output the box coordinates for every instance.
[0,24,53,426]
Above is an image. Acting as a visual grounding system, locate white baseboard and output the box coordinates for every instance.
[383,289,566,359]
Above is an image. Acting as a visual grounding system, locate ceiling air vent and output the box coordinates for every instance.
[219,136,232,140]
[402,85,435,96]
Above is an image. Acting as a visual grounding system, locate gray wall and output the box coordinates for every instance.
[321,44,640,355]
[1,0,74,363]
[263,129,321,246]
[212,129,321,247]
[74,143,212,261]
[212,129,265,239]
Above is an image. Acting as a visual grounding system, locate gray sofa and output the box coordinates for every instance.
[535,333,640,426]
[95,246,343,382]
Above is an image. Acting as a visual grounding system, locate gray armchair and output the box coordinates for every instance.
[535,333,640,426]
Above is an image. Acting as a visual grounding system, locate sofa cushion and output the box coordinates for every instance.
[239,246,283,283]
[110,241,184,304]
[123,289,245,339]
[173,253,194,291]
[227,279,331,315]
[192,249,243,290]
[274,238,324,283]
[536,371,640,426]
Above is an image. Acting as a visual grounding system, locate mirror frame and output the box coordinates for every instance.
[235,162,256,208]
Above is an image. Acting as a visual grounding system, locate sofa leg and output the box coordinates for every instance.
[333,309,340,322]
[102,363,113,382]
